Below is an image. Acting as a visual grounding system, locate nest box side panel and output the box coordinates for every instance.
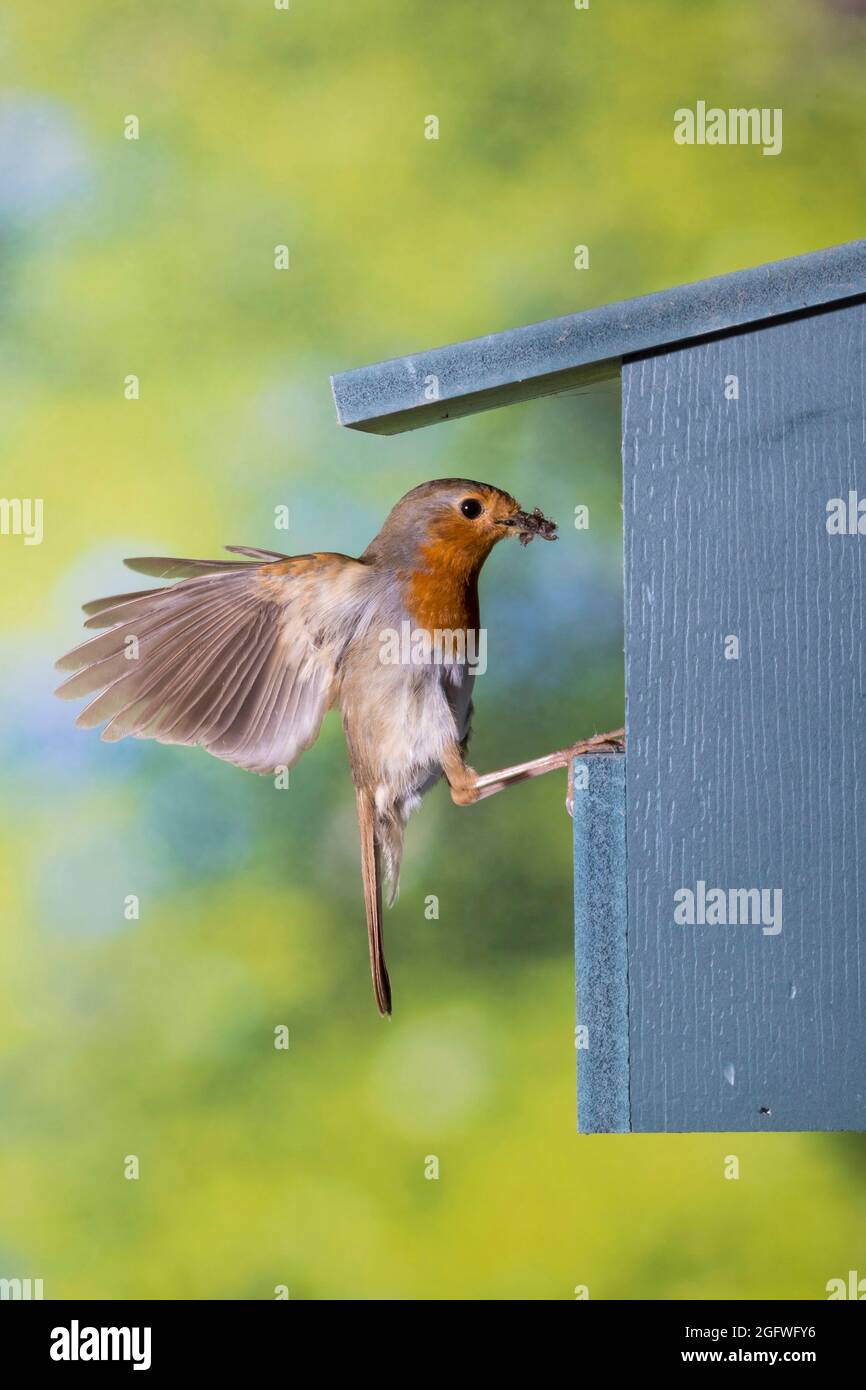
[573,753,629,1134]
[623,301,866,1133]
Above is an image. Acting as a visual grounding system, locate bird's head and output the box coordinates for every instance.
[364,478,557,576]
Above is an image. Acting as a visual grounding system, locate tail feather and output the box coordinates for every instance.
[355,788,392,1016]
[377,806,407,908]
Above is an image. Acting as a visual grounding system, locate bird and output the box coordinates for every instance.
[55,478,622,1015]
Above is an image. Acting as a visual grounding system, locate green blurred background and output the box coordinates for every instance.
[2,0,865,1299]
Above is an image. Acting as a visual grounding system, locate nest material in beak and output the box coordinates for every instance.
[513,508,558,546]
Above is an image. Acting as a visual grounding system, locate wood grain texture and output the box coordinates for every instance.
[623,301,866,1132]
[573,753,629,1134]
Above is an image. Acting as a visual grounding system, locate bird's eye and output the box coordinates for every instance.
[460,498,483,519]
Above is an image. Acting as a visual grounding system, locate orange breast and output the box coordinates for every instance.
[406,528,486,631]
[407,569,479,631]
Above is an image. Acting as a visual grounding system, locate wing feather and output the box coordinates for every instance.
[98,597,263,742]
[82,589,163,622]
[55,551,366,774]
[59,590,248,704]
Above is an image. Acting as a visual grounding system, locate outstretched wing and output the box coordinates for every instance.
[55,548,366,775]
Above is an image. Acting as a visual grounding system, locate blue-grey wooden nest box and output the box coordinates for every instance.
[331,240,866,1135]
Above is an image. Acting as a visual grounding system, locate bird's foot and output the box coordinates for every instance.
[449,765,481,806]
[454,729,625,809]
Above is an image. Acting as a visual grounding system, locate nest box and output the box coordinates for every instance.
[332,240,866,1134]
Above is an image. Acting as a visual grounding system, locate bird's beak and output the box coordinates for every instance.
[501,507,558,546]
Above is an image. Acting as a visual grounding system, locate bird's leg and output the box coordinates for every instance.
[443,728,625,814]
[441,740,482,806]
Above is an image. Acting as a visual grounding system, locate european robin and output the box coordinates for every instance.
[55,479,622,1014]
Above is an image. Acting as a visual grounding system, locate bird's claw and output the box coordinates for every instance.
[449,764,481,806]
